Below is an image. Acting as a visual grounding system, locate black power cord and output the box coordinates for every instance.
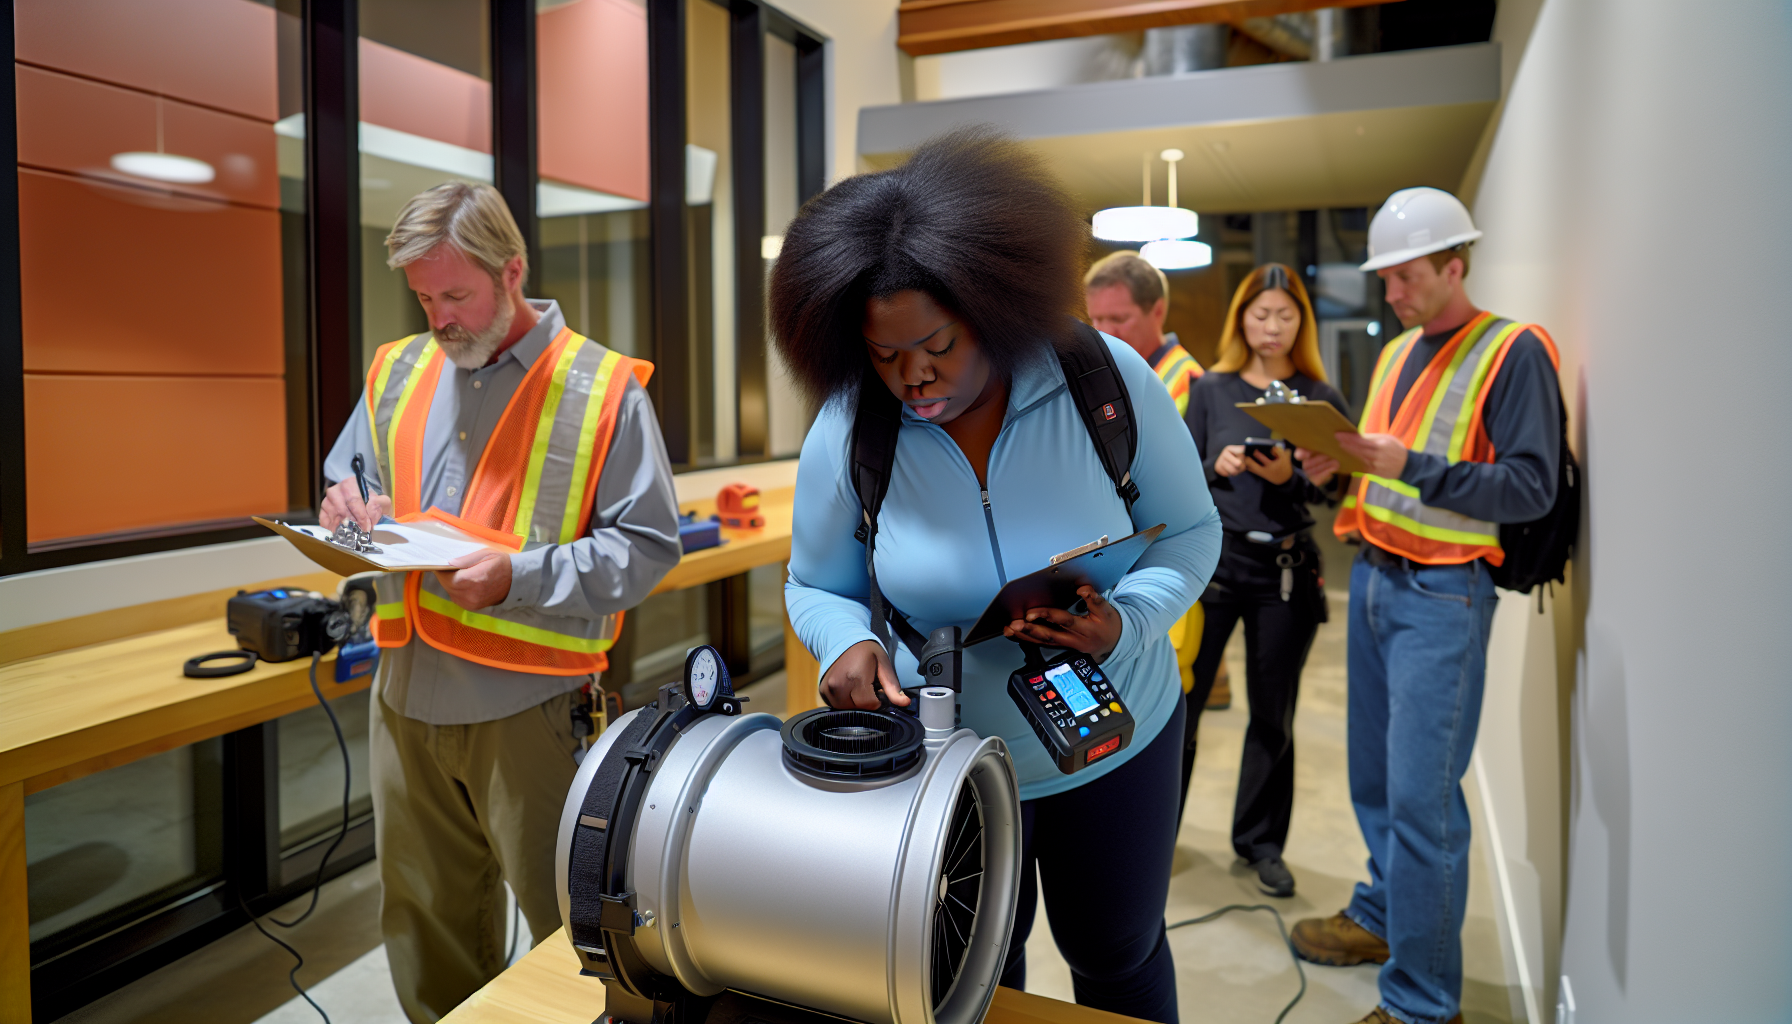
[1166,903,1309,1024]
[236,651,354,1024]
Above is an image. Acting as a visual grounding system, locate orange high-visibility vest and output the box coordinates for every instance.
[1333,312,1558,567]
[1152,342,1203,417]
[363,329,653,675]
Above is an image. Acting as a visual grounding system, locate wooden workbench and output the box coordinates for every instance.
[444,927,1141,1024]
[0,484,819,1023]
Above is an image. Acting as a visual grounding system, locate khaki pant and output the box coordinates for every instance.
[370,686,582,1023]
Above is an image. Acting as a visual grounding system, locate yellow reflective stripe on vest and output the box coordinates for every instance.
[1358,473,1500,546]
[415,587,615,653]
[512,334,587,541]
[375,601,406,620]
[1357,494,1501,546]
[560,350,622,544]
[1444,322,1523,461]
[383,339,441,481]
[367,334,429,487]
[1411,317,1496,451]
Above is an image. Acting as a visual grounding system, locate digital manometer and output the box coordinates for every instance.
[1006,649,1134,774]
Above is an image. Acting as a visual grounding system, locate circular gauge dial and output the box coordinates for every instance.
[689,647,720,709]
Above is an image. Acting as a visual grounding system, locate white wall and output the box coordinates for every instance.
[771,0,904,181]
[1468,2,1792,1020]
[913,34,1138,101]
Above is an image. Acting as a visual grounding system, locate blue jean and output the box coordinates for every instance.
[1345,552,1498,1024]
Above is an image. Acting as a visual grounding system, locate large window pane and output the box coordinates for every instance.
[687,0,734,465]
[357,0,492,375]
[535,0,652,358]
[15,0,302,545]
[763,31,806,458]
[25,741,224,946]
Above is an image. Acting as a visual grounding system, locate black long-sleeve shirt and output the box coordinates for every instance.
[1184,370,1351,538]
[1390,322,1561,524]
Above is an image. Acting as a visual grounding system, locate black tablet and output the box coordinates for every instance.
[962,523,1167,647]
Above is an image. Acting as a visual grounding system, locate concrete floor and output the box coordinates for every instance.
[59,593,1521,1024]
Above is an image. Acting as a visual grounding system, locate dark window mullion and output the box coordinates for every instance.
[491,0,540,294]
[731,2,767,460]
[0,0,28,576]
[649,0,691,466]
[795,30,824,204]
[305,0,361,493]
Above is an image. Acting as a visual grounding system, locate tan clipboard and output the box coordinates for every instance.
[253,516,502,576]
[1234,400,1367,476]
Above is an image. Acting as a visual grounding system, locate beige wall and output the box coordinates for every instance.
[1464,1,1792,1021]
[765,0,904,183]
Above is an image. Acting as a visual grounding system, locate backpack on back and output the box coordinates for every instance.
[1489,393,1580,594]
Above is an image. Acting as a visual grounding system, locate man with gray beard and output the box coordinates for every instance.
[317,182,680,1022]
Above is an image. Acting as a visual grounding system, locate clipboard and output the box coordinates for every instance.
[254,516,511,576]
[961,523,1166,647]
[1235,400,1367,475]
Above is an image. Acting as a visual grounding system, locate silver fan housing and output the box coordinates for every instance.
[556,707,1021,1024]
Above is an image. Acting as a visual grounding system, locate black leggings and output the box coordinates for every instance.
[1000,697,1185,1024]
[1177,537,1324,861]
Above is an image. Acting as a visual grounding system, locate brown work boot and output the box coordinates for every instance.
[1346,1010,1462,1024]
[1205,662,1232,709]
[1292,912,1389,966]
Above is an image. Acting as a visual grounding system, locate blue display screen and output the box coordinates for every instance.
[1044,663,1099,717]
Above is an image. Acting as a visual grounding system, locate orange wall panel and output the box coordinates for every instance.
[359,38,491,154]
[18,169,285,376]
[24,374,288,543]
[16,65,280,210]
[538,0,650,201]
[15,0,277,122]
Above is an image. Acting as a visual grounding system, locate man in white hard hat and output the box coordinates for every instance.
[1289,187,1564,1024]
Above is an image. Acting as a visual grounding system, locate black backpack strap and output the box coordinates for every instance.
[849,370,912,662]
[1058,320,1141,512]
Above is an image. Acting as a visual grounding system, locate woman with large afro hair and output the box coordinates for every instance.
[775,127,1220,1023]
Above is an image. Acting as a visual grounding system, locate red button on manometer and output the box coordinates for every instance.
[1085,736,1121,763]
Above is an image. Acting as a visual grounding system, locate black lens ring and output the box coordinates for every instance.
[781,708,925,778]
[184,650,259,678]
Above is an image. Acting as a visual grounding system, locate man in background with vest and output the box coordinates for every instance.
[317,183,681,1022]
[1084,252,1231,712]
[1290,188,1561,1024]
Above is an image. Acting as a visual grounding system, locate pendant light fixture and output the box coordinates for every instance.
[1093,150,1211,270]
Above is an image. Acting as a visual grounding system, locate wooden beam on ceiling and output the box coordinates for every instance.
[898,0,1391,57]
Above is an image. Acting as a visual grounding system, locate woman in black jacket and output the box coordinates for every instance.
[1180,263,1349,898]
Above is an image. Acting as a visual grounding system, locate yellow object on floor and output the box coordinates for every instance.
[1169,603,1203,694]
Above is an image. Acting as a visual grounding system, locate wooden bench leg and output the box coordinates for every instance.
[1,781,29,1023]
[783,619,821,716]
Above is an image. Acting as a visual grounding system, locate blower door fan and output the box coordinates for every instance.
[932,780,984,1010]
[559,699,1021,1024]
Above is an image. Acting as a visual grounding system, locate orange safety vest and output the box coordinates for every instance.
[1333,312,1558,567]
[364,329,653,675]
[1151,342,1203,417]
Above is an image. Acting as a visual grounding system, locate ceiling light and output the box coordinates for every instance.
[1092,206,1200,242]
[762,235,784,260]
[1141,239,1213,270]
[1092,147,1199,243]
[110,152,215,184]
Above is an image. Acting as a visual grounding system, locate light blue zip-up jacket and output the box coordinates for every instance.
[785,333,1222,799]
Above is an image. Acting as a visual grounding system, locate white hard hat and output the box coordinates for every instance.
[1360,187,1483,272]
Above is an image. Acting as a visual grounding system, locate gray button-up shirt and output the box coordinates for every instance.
[323,300,681,724]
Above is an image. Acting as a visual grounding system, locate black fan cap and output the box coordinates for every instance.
[782,708,924,778]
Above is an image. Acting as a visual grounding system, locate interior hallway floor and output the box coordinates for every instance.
[59,586,1522,1024]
